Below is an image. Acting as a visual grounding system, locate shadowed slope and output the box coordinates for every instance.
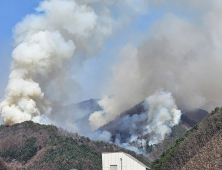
[151,107,222,170]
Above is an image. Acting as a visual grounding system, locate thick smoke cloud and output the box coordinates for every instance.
[94,91,181,148]
[0,0,112,125]
[136,2,222,109]
[89,45,141,129]
[1,0,222,155]
[90,0,222,147]
[0,0,151,126]
[144,91,181,145]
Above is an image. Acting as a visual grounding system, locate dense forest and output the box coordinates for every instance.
[0,121,150,170]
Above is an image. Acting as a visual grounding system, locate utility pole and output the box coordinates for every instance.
[120,158,122,170]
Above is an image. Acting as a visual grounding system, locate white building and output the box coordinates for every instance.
[102,152,150,170]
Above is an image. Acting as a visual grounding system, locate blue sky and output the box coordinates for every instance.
[1,0,219,133]
[0,0,42,99]
[0,0,195,102]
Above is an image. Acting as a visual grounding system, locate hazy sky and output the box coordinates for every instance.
[0,0,209,103]
[1,0,222,147]
[0,0,154,102]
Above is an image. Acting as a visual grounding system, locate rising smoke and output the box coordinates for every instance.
[144,91,181,145]
[0,0,149,139]
[89,0,222,149]
[93,91,181,151]
[0,0,112,125]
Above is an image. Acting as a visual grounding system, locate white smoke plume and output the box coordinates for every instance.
[0,0,112,125]
[90,0,222,130]
[92,91,181,149]
[2,0,222,156]
[144,91,181,145]
[89,0,222,151]
[89,44,141,130]
[0,0,152,126]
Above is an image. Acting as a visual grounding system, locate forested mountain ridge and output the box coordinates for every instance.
[0,121,150,170]
[0,99,214,170]
[98,100,208,160]
[151,107,222,170]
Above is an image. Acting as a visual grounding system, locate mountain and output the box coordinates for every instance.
[0,121,150,170]
[50,99,102,134]
[181,131,222,170]
[181,109,208,124]
[68,99,209,162]
[98,101,145,143]
[151,107,222,170]
[57,99,208,138]
[52,98,102,118]
[99,101,208,137]
[75,99,102,111]
[147,109,209,162]
[0,99,214,170]
[147,124,188,162]
[98,100,209,157]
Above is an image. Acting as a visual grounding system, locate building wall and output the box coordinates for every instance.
[102,153,147,170]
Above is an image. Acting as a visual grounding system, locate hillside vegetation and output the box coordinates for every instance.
[148,110,208,162]
[100,100,207,160]
[148,124,188,162]
[151,107,222,170]
[0,121,150,170]
[181,131,222,170]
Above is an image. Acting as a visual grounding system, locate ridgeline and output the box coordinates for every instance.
[151,107,222,170]
[0,121,150,170]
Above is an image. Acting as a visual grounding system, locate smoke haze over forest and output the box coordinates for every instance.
[1,0,222,153]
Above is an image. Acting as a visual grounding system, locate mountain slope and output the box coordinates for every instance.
[0,121,150,170]
[51,99,102,134]
[148,124,188,162]
[151,107,222,170]
[181,131,222,170]
[181,109,208,124]
[100,101,208,139]
[98,100,208,159]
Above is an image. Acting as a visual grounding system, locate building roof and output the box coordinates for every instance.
[102,152,150,169]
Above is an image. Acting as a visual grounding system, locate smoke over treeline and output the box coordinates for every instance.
[89,0,222,129]
[89,0,222,150]
[1,0,222,154]
[98,91,181,149]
